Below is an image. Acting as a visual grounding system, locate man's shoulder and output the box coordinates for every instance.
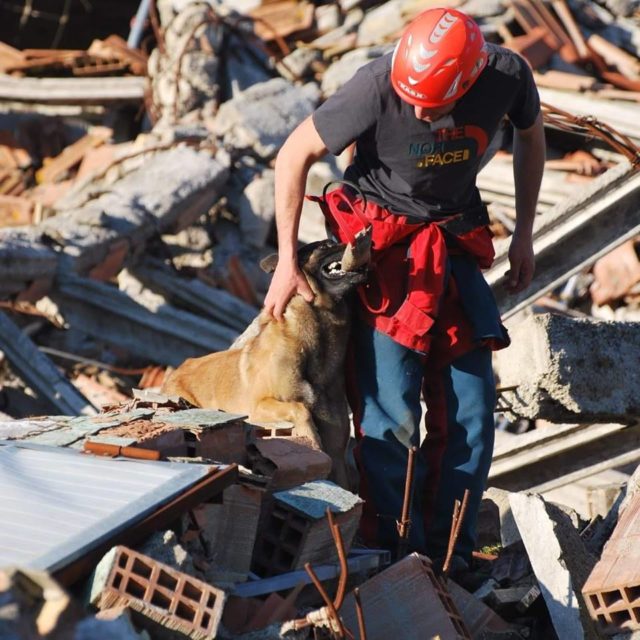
[484,43,528,78]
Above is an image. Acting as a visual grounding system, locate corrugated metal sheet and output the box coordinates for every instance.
[0,442,212,573]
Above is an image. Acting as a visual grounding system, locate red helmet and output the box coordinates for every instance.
[391,8,488,108]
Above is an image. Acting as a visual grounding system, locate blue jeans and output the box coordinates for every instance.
[351,320,496,562]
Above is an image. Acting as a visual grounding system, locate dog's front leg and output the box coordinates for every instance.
[251,398,322,450]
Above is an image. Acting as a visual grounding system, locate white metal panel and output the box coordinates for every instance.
[0,443,210,572]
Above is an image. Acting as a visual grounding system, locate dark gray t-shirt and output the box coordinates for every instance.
[313,44,540,219]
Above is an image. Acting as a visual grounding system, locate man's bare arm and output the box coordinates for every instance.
[508,111,545,293]
[263,115,330,319]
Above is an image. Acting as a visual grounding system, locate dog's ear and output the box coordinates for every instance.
[260,254,279,273]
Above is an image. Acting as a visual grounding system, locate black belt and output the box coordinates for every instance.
[435,205,490,236]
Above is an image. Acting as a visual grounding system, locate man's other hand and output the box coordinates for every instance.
[505,232,535,294]
[263,261,315,320]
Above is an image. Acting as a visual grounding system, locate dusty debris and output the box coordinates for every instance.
[494,312,640,422]
[510,492,599,639]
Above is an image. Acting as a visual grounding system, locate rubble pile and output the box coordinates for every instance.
[0,0,639,638]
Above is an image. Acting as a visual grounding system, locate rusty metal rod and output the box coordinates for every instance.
[397,445,418,559]
[304,563,349,639]
[327,509,349,610]
[354,587,368,640]
[442,489,471,578]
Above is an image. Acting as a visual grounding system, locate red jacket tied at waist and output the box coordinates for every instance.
[308,187,497,356]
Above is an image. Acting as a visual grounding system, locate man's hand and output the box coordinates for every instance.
[263,259,315,320]
[505,231,535,294]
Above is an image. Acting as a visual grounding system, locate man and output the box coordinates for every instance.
[264,7,545,569]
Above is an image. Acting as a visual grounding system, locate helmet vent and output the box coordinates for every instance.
[429,12,458,44]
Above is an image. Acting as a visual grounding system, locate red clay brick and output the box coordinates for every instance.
[340,553,470,640]
[93,546,226,640]
[583,492,640,634]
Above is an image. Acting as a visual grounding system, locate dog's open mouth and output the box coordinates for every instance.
[322,228,372,279]
[322,258,367,279]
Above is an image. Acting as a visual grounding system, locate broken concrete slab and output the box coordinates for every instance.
[148,0,225,126]
[509,492,599,640]
[222,35,274,99]
[355,0,406,46]
[211,78,320,159]
[49,271,237,367]
[484,488,521,548]
[321,45,390,96]
[40,145,229,275]
[128,258,258,333]
[235,169,276,249]
[493,313,640,423]
[278,47,322,81]
[0,228,57,294]
[339,553,470,640]
[90,545,226,640]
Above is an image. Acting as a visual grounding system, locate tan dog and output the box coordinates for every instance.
[162,237,370,487]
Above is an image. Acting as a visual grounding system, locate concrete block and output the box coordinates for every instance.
[223,35,273,98]
[278,48,322,81]
[494,313,640,422]
[583,492,640,635]
[355,0,405,47]
[247,437,332,490]
[340,553,470,640]
[251,480,362,577]
[90,546,226,640]
[40,146,230,274]
[212,78,319,159]
[509,492,599,640]
[236,169,275,249]
[315,4,341,33]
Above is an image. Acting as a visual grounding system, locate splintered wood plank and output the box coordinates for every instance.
[36,128,112,184]
[88,36,148,76]
[0,42,25,73]
[250,1,315,40]
[0,195,33,226]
